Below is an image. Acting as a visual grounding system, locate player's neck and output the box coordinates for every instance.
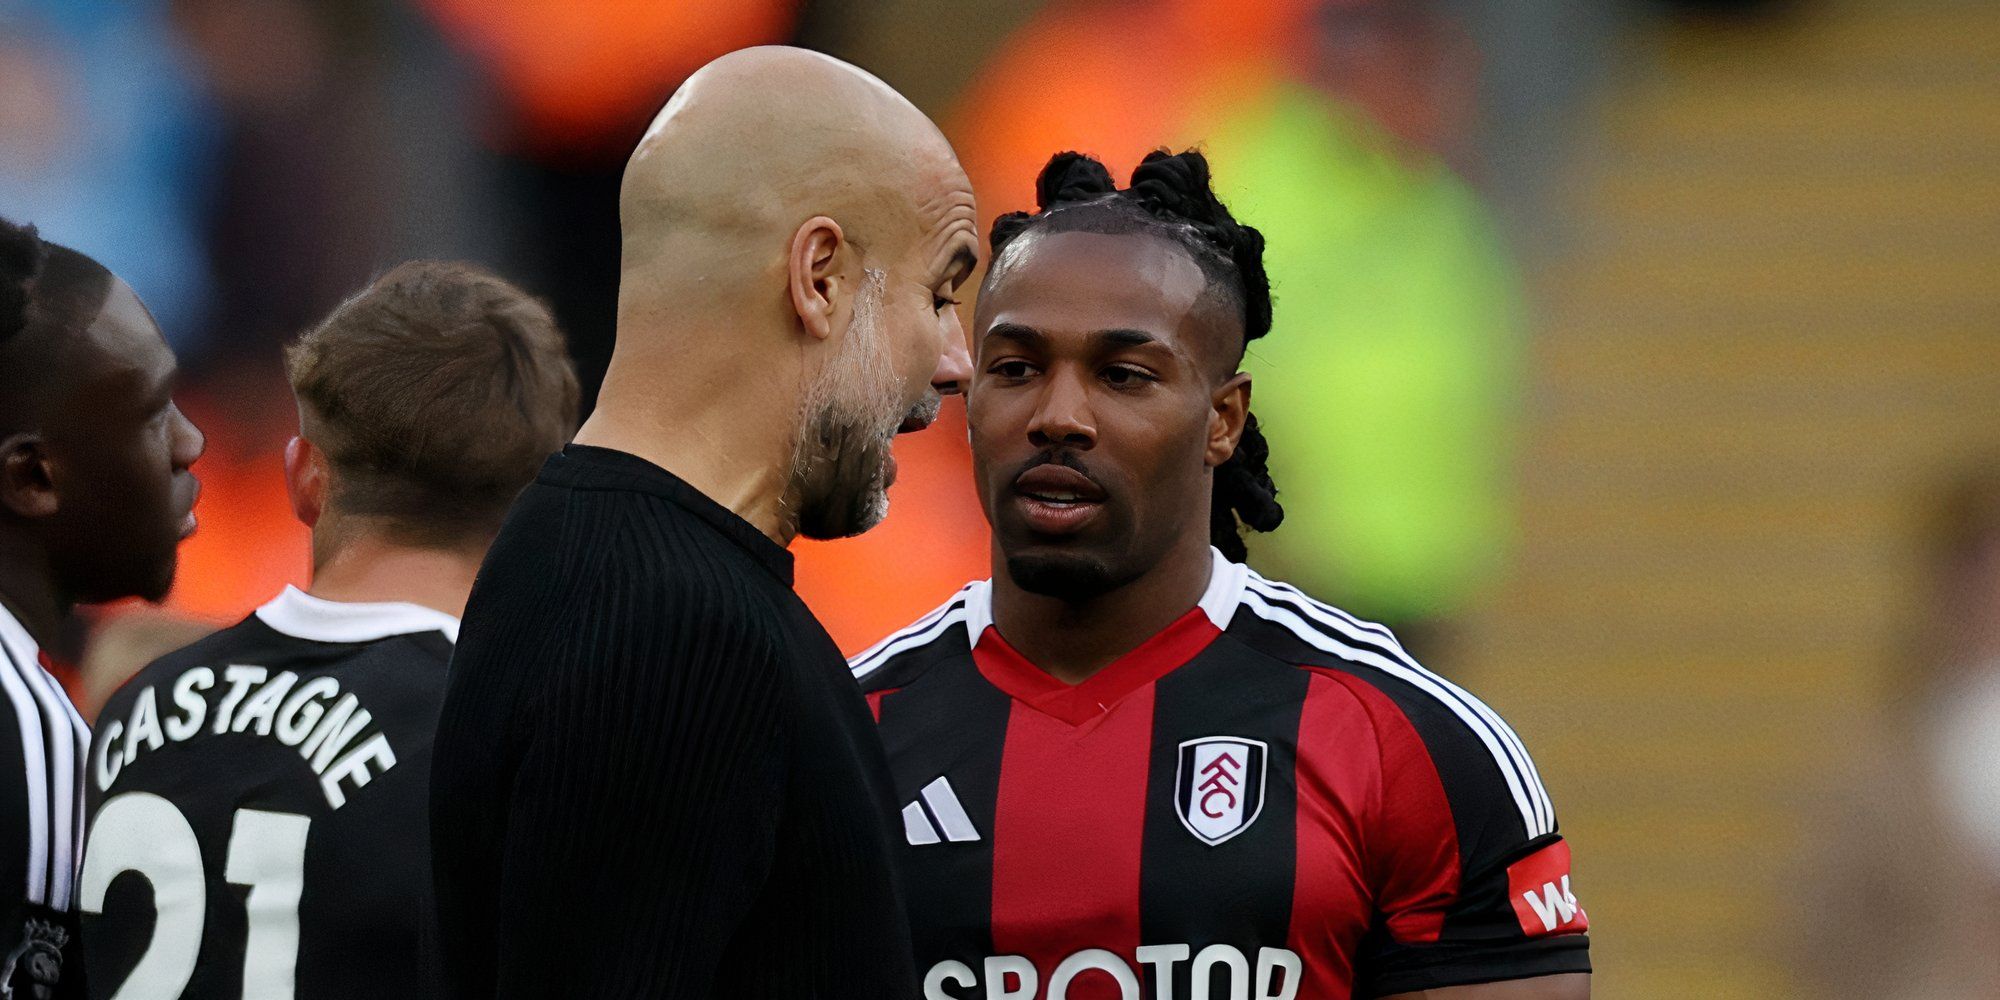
[0,538,68,649]
[990,538,1214,686]
[577,365,799,546]
[306,533,485,620]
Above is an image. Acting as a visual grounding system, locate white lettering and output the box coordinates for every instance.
[1190,944,1248,1000]
[165,667,213,741]
[95,720,124,789]
[274,677,339,746]
[1136,943,1191,1000]
[95,661,396,810]
[932,943,1307,1000]
[123,688,165,764]
[318,733,396,809]
[984,955,1037,1000]
[1253,948,1300,1000]
[212,665,268,733]
[925,960,976,1000]
[1049,949,1140,1000]
[230,671,297,736]
[300,695,367,771]
[1522,876,1580,932]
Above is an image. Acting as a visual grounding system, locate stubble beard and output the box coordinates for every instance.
[788,270,906,540]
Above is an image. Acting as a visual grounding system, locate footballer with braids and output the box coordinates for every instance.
[990,149,1283,564]
[854,152,1590,1000]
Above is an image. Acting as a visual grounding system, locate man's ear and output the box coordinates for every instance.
[0,432,58,519]
[1206,373,1252,468]
[283,436,328,529]
[788,215,851,342]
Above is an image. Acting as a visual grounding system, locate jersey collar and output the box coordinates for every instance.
[966,547,1246,727]
[254,586,461,644]
[0,600,40,673]
[1196,546,1250,631]
[959,547,1247,648]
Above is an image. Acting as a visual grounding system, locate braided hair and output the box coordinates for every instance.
[1,219,118,434]
[988,150,1282,562]
[0,218,48,350]
[2,218,114,344]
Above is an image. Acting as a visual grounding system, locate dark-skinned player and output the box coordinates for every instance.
[852,152,1590,1000]
[0,217,205,998]
[79,262,577,1000]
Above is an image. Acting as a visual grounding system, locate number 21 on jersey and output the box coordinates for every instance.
[80,793,310,1000]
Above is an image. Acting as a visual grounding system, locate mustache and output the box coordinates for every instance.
[1013,448,1102,486]
[898,391,941,432]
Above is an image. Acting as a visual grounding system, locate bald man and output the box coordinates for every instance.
[429,48,976,998]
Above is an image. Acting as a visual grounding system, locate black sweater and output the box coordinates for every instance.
[429,445,917,998]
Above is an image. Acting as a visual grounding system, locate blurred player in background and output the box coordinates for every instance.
[1796,465,2000,998]
[79,262,577,999]
[0,217,204,999]
[852,152,1591,999]
[429,47,975,999]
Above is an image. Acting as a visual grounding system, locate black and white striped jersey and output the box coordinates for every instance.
[0,601,90,999]
[80,587,457,1000]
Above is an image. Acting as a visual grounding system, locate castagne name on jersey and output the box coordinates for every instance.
[95,664,396,808]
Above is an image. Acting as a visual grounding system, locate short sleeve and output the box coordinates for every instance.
[1329,670,1592,996]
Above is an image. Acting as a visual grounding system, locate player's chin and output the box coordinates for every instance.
[132,539,182,603]
[82,548,179,605]
[1002,545,1130,601]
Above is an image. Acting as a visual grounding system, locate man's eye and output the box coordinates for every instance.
[1102,366,1156,387]
[989,361,1035,379]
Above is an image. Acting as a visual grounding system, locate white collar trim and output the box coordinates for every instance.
[962,579,993,647]
[1196,546,1248,630]
[0,601,39,668]
[254,586,460,644]
[959,546,1244,647]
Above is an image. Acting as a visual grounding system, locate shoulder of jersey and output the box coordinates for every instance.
[1217,565,1430,674]
[847,581,986,693]
[107,595,453,715]
[1221,562,1559,841]
[108,613,271,710]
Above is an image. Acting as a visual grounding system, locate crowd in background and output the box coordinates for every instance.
[2,0,1579,654]
[5,1,1995,998]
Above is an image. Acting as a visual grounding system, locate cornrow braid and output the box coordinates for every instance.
[0,218,48,347]
[989,149,1282,561]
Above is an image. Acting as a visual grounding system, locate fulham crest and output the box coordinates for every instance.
[1174,736,1267,846]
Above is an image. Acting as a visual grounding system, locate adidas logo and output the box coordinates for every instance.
[902,776,979,845]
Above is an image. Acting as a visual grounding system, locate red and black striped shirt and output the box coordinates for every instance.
[852,550,1589,999]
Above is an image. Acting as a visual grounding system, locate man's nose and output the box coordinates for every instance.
[1026,374,1095,449]
[932,325,973,397]
[172,405,206,470]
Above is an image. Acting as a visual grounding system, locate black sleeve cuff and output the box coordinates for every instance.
[1358,933,1591,998]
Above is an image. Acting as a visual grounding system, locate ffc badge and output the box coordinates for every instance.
[1174,736,1267,846]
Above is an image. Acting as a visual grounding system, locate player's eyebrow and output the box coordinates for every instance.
[143,364,179,409]
[1096,328,1158,348]
[984,322,1043,346]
